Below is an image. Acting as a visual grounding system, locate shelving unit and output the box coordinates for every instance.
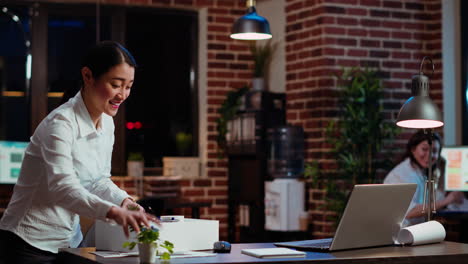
[227,91,286,242]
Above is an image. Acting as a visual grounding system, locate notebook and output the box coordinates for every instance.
[241,248,306,258]
[275,183,417,251]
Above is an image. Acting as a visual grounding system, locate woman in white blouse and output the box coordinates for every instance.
[384,130,464,226]
[0,41,151,263]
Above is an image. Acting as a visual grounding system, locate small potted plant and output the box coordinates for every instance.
[249,41,276,91]
[123,226,174,263]
[127,152,144,177]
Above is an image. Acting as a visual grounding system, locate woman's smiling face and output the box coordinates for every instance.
[83,62,134,120]
[411,139,441,168]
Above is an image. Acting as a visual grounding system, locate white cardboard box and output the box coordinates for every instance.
[163,157,200,178]
[95,217,219,252]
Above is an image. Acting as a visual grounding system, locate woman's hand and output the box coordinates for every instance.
[121,197,145,213]
[446,191,464,205]
[106,206,150,238]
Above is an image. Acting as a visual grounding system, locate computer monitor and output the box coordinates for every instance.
[0,141,28,184]
[441,146,468,192]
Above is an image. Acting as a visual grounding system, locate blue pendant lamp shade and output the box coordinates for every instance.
[230,0,272,40]
[396,57,444,129]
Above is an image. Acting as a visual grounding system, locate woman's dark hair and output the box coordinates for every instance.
[60,41,137,104]
[404,129,442,169]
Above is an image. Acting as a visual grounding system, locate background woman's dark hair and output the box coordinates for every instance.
[403,129,442,168]
[60,41,137,104]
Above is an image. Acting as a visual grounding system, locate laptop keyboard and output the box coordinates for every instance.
[275,238,333,250]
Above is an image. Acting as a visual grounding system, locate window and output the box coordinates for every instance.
[0,5,30,142]
[125,9,198,167]
[0,2,198,174]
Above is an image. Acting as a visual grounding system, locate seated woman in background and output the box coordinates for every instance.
[384,130,464,226]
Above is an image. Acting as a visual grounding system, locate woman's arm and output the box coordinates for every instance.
[405,191,465,219]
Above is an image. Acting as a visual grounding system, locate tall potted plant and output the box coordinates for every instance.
[249,41,276,91]
[305,67,400,224]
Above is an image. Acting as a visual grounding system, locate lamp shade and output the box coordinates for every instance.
[396,72,443,129]
[230,5,272,40]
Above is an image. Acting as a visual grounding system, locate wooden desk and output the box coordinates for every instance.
[58,241,468,264]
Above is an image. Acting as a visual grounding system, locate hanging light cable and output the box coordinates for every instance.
[230,0,272,40]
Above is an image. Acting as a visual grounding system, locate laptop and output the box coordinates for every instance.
[274,183,417,251]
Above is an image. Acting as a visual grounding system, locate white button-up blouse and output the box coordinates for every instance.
[0,91,129,253]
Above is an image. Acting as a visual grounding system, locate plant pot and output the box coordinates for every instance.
[252,77,266,91]
[138,243,157,264]
[127,160,144,177]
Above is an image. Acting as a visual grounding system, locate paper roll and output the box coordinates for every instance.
[397,220,446,246]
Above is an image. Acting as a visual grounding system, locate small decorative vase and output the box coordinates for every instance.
[138,243,157,264]
[252,77,265,91]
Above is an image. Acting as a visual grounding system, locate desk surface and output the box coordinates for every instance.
[59,241,468,264]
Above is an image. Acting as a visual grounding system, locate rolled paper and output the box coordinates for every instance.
[397,220,446,246]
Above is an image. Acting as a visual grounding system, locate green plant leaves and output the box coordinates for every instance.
[215,86,249,157]
[122,228,174,260]
[305,67,401,226]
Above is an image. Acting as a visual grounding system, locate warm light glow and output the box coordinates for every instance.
[47,92,64,98]
[396,119,444,129]
[230,32,272,40]
[1,91,24,97]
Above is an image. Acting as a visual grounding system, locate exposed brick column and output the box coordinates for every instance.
[284,0,442,237]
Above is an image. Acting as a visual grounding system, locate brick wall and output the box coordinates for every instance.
[284,0,442,237]
[2,0,445,241]
[5,0,250,241]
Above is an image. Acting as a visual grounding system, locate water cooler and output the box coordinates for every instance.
[265,126,306,231]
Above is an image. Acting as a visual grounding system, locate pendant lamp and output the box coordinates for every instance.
[230,0,272,40]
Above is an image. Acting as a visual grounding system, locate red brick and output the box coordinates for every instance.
[286,1,303,13]
[337,17,358,25]
[382,21,403,29]
[348,28,367,37]
[392,31,412,39]
[369,30,390,38]
[347,7,367,16]
[383,1,402,8]
[361,19,380,27]
[392,51,411,59]
[195,0,214,6]
[182,189,205,196]
[208,189,228,196]
[208,170,226,177]
[347,49,367,57]
[360,0,381,7]
[151,0,170,4]
[174,0,194,5]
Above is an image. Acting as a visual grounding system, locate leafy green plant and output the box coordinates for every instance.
[305,67,400,224]
[216,86,249,156]
[128,152,144,161]
[123,227,174,260]
[249,41,277,78]
[176,132,192,156]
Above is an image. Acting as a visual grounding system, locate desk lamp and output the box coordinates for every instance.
[230,0,272,40]
[396,56,443,221]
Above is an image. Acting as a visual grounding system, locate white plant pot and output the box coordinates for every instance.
[252,77,266,91]
[138,243,157,264]
[127,161,144,177]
